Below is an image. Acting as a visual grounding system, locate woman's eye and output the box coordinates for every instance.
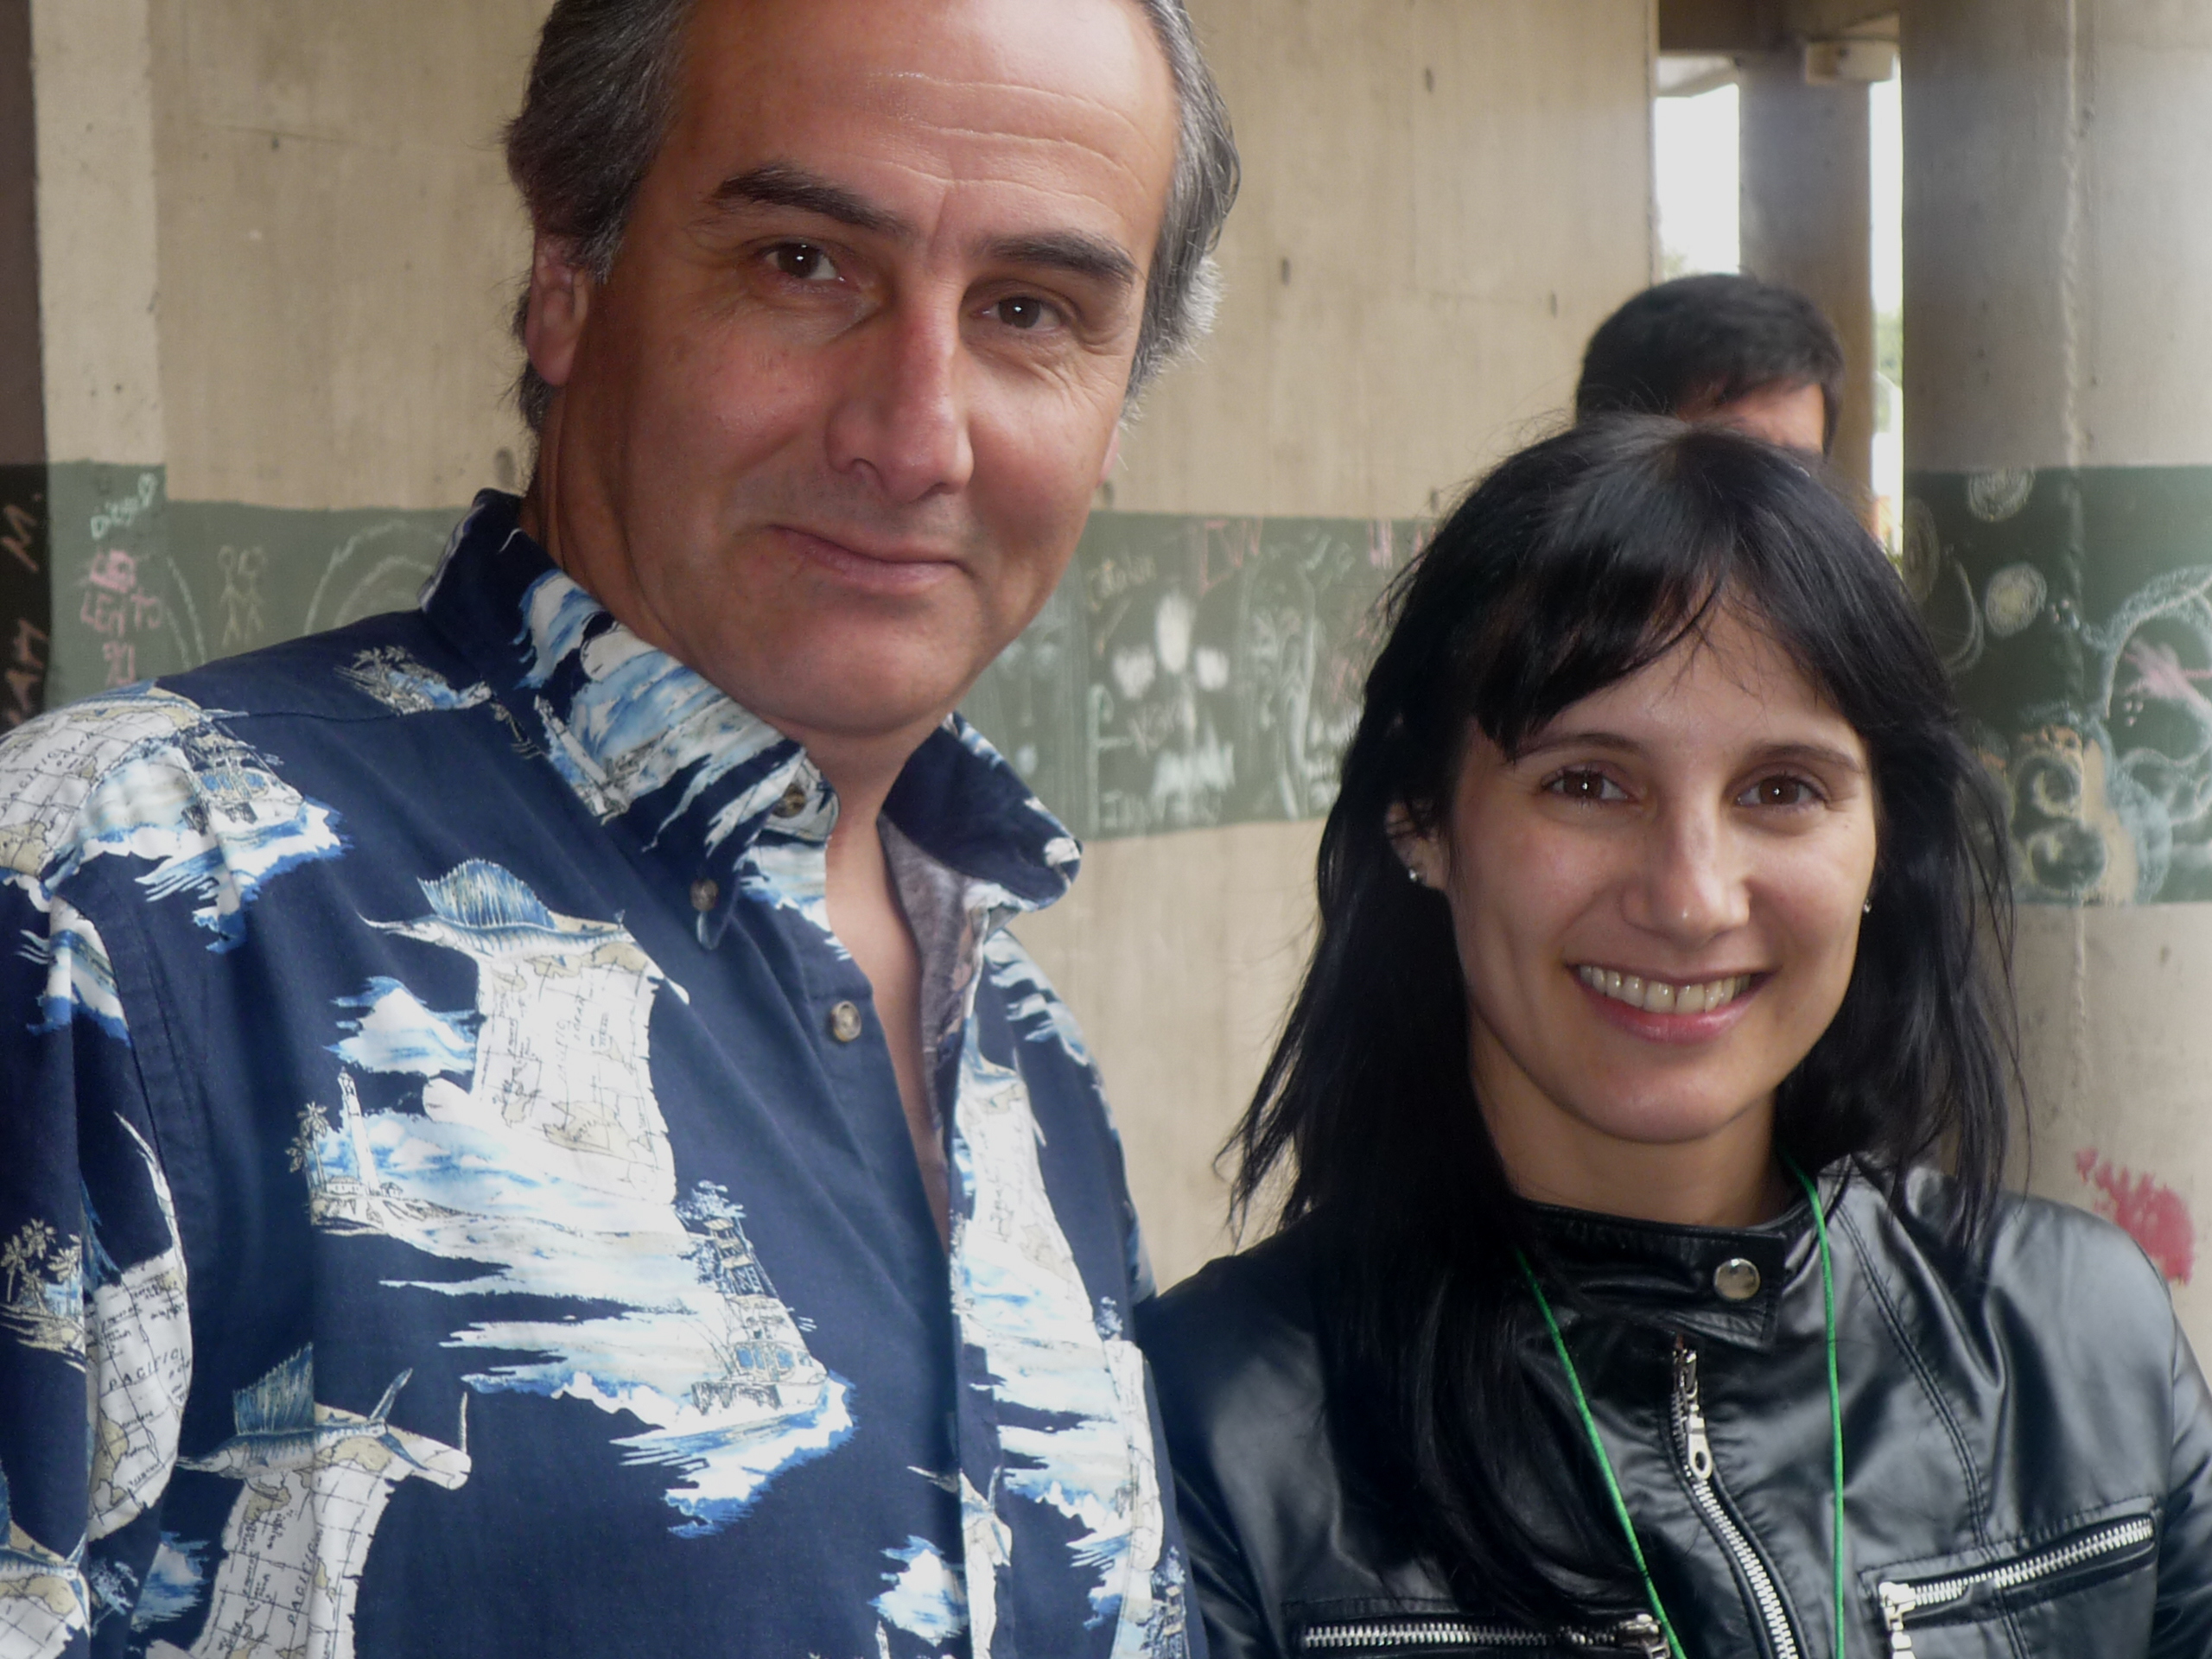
[987,295,1059,331]
[1548,769,1626,804]
[768,243,841,283]
[1739,775,1820,809]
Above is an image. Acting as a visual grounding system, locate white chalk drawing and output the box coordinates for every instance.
[1983,563,2049,639]
[1967,467,2037,524]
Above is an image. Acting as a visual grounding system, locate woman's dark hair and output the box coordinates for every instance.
[1576,273,1847,454]
[1230,416,2017,1625]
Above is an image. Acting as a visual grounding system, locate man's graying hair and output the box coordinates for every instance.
[505,0,1239,433]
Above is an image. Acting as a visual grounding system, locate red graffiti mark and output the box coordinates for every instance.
[2075,1149,2196,1284]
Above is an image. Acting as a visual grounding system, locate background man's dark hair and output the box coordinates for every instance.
[505,0,1240,435]
[1574,272,1846,454]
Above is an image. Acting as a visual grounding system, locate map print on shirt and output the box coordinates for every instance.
[0,1463,87,1659]
[295,858,852,1536]
[0,685,344,946]
[147,1346,469,1659]
[86,1119,194,1541]
[948,1028,1186,1659]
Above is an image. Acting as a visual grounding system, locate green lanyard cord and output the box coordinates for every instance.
[1515,1159,1846,1659]
[1515,1248,1690,1659]
[1781,1154,1848,1659]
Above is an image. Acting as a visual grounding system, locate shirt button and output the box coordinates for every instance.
[1712,1257,1762,1301]
[690,877,720,913]
[827,1001,864,1044]
[773,780,810,818]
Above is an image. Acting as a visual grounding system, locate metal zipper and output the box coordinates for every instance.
[1298,1613,1668,1654]
[1874,1514,2157,1655]
[1670,1340,1803,1659]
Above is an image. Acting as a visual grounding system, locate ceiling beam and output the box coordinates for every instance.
[1657,0,1897,54]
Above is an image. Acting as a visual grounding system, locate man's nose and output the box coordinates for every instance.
[824,298,975,505]
[1624,800,1750,944]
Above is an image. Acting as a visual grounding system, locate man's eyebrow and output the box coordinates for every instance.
[984,232,1140,293]
[709,163,907,237]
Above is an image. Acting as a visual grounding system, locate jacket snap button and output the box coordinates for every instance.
[690,877,720,913]
[828,1001,864,1044]
[1713,1257,1762,1301]
[773,780,810,818]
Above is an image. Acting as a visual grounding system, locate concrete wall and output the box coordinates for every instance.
[1026,0,1656,1284]
[18,0,1656,1288]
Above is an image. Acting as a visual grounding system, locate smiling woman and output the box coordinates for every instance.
[1135,418,2212,1659]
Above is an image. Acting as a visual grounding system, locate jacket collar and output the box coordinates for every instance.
[418,492,1081,946]
[1529,1166,1847,1351]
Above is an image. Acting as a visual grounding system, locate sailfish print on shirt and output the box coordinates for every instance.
[148,1345,468,1659]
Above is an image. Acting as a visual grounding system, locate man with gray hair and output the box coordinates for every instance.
[0,1,1236,1654]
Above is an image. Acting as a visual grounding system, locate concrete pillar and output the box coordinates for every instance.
[1903,0,2212,1346]
[1738,48,1875,498]
[0,0,43,727]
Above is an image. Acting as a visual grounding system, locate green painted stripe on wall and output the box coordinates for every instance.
[1908,465,2212,905]
[27,471,1422,842]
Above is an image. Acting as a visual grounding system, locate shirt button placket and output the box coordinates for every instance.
[827,1001,864,1044]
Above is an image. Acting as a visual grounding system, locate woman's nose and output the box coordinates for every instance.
[1624,802,1751,943]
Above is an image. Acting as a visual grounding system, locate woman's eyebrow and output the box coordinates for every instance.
[1513,730,1867,776]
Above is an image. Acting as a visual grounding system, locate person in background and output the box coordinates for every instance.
[1137,417,2212,1658]
[1575,272,1843,457]
[0,1,1235,1654]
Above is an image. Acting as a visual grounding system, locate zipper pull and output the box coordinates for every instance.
[1877,1581,1916,1654]
[1671,1338,1714,1481]
[1615,1612,1670,1656]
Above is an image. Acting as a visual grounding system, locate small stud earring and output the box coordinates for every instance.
[1405,863,1426,887]
[1862,898,1873,915]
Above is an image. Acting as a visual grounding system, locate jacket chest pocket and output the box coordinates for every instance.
[1287,1600,1669,1656]
[1865,1508,2158,1655]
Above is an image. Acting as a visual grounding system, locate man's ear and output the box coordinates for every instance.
[1096,424,1123,488]
[523,233,593,392]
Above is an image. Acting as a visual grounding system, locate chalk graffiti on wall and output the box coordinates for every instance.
[963,512,1424,841]
[1911,465,2212,904]
[41,464,460,710]
[2075,1148,2196,1284]
[0,467,46,728]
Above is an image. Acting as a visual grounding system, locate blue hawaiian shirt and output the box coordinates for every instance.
[0,493,1196,1659]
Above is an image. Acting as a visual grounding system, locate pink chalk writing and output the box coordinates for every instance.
[2075,1148,2196,1284]
[78,547,165,687]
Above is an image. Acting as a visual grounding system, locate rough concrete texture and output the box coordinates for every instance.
[1110,0,1656,522]
[2012,905,2212,1341]
[1031,0,1655,1285]
[32,0,167,465]
[145,0,543,506]
[1905,0,2212,471]
[1738,48,1875,497]
[1905,0,2212,1354]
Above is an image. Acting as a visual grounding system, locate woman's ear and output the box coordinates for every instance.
[1385,803,1441,890]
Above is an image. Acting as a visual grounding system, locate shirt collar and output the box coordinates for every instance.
[418,491,1082,944]
[1528,1165,1846,1351]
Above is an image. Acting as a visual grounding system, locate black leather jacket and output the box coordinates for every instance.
[1136,1166,2212,1657]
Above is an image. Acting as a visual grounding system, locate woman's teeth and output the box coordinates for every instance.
[1575,965,1751,1014]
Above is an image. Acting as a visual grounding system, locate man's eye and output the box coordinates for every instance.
[988,295,1058,331]
[1739,775,1819,809]
[1548,769,1624,804]
[769,243,840,283]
